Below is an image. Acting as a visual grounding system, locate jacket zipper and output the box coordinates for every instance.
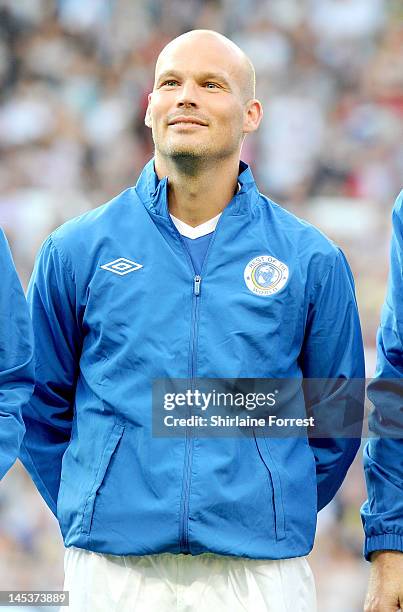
[163,210,203,553]
[179,273,201,552]
[166,199,238,553]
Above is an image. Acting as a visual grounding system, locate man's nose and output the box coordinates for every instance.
[176,81,199,107]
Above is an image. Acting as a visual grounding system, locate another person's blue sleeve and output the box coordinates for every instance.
[0,228,34,480]
[19,236,81,514]
[361,190,403,559]
[300,248,365,511]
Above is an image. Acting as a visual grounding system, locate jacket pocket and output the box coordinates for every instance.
[253,434,286,540]
[81,421,125,536]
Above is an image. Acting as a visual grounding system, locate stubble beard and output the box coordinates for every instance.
[154,130,241,176]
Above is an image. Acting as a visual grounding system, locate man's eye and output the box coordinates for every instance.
[162,80,178,87]
[205,82,219,89]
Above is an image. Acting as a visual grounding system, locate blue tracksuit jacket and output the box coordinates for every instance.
[362,190,403,559]
[0,228,34,479]
[20,160,364,558]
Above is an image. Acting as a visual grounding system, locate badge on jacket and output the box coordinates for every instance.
[244,255,289,296]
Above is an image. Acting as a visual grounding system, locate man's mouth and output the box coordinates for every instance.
[168,116,208,127]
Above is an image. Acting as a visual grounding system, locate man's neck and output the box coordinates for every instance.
[154,154,240,227]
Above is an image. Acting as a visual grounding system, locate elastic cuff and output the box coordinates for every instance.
[364,533,403,561]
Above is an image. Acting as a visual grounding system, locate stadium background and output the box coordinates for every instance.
[0,0,402,610]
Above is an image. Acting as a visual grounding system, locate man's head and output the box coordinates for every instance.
[145,30,263,170]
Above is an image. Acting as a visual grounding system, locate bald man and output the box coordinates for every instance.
[20,30,364,611]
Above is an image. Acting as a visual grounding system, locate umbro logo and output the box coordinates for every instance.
[101,258,143,276]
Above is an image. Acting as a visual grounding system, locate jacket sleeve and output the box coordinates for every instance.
[19,235,82,515]
[0,229,34,480]
[361,191,403,559]
[300,248,365,511]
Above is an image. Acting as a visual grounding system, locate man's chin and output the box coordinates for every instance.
[171,149,204,158]
[164,146,209,162]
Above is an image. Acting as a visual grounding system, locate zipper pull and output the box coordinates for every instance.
[193,275,201,296]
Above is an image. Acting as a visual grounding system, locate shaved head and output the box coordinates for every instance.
[146,28,263,174]
[154,29,256,103]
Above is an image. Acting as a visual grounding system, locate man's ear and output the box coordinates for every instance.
[243,99,263,135]
[145,93,152,128]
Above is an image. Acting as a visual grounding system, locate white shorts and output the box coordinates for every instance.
[63,546,317,612]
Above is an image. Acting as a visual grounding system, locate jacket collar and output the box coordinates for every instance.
[134,158,259,218]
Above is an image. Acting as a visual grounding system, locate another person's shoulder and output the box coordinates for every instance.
[0,226,9,253]
[392,189,403,223]
[0,226,16,267]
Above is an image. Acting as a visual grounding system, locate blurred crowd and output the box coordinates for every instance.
[0,0,402,610]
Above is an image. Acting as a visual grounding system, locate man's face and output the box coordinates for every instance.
[145,35,253,163]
